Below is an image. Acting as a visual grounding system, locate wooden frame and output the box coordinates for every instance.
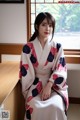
[27,0,31,41]
[26,0,80,64]
[0,0,24,3]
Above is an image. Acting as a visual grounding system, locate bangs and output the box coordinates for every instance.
[46,17,53,25]
[45,13,55,27]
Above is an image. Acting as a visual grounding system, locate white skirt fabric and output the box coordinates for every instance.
[24,91,67,120]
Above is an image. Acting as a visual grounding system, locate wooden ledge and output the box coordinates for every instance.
[0,43,80,63]
[0,61,20,104]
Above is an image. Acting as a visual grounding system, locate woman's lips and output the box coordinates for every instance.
[44,32,49,34]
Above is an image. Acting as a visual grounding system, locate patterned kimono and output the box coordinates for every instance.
[19,37,69,120]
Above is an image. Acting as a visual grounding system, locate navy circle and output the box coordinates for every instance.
[26,110,31,119]
[33,77,39,85]
[60,57,66,67]
[21,66,27,76]
[47,52,54,62]
[54,77,63,84]
[57,43,61,52]
[30,54,37,64]
[23,44,31,54]
[32,88,38,97]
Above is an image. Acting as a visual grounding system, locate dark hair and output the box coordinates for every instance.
[29,12,55,42]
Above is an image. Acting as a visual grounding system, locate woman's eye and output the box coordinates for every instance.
[49,24,52,27]
[42,23,46,26]
[41,23,52,27]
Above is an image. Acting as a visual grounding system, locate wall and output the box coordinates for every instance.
[67,64,80,98]
[0,0,27,61]
[0,0,27,43]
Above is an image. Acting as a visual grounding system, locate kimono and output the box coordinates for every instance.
[19,37,69,120]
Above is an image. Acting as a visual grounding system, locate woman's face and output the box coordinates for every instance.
[38,18,53,39]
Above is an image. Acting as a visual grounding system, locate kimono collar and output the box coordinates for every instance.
[32,37,51,66]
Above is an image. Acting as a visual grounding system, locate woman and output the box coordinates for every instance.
[19,12,69,120]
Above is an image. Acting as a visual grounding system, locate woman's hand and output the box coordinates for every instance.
[41,81,53,101]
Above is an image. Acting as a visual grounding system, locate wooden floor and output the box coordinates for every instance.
[67,104,80,120]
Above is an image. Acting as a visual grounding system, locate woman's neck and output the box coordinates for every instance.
[38,36,48,49]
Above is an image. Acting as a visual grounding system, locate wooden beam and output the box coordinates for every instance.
[0,43,80,64]
[65,57,80,64]
[0,43,23,55]
[64,49,80,56]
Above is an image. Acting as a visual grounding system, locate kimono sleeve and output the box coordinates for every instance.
[19,44,35,98]
[49,43,67,90]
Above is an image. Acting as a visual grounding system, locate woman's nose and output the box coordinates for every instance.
[46,25,49,30]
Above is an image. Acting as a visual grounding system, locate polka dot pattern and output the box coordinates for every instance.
[32,88,38,97]
[32,81,42,97]
[56,43,61,52]
[47,52,54,62]
[30,54,37,64]
[23,44,31,54]
[30,46,39,67]
[54,77,64,84]
[26,109,31,119]
[21,65,27,76]
[53,74,58,80]
[60,57,66,67]
[26,106,33,119]
[33,77,39,85]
